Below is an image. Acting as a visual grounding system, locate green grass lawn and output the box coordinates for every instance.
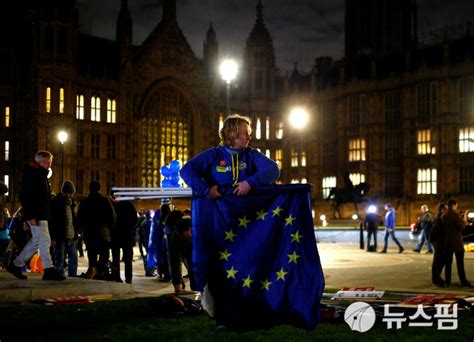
[0,297,472,341]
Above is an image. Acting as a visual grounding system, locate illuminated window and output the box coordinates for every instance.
[265,149,270,158]
[46,87,51,113]
[3,175,9,195]
[275,149,283,169]
[291,148,298,167]
[301,151,307,167]
[459,127,474,153]
[348,138,366,161]
[417,129,435,154]
[256,117,261,140]
[417,168,437,194]
[4,141,9,161]
[417,83,438,118]
[76,95,84,120]
[460,79,474,113]
[91,96,101,122]
[266,117,270,140]
[141,90,191,187]
[276,121,284,139]
[291,179,299,184]
[107,99,116,123]
[218,114,224,134]
[59,88,64,113]
[322,176,336,199]
[5,107,10,127]
[349,173,365,186]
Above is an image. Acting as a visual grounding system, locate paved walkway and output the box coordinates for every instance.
[1,241,473,304]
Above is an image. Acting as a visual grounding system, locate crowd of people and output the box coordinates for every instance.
[363,200,473,287]
[1,150,193,290]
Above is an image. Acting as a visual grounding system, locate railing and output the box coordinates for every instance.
[111,187,192,201]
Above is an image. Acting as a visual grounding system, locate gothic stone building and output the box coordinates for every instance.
[1,0,474,224]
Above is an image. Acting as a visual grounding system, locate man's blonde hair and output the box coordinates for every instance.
[219,114,252,146]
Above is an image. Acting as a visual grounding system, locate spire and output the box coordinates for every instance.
[204,22,219,77]
[206,22,216,41]
[163,0,177,23]
[116,0,132,61]
[256,0,263,24]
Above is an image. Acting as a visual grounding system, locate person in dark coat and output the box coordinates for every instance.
[441,198,472,287]
[7,151,65,281]
[168,216,195,294]
[77,180,116,279]
[363,205,380,252]
[111,199,137,283]
[430,202,447,286]
[49,180,79,277]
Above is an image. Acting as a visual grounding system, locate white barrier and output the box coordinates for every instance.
[111,187,192,201]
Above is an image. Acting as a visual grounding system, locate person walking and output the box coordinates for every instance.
[49,180,79,277]
[413,204,434,254]
[430,202,447,286]
[441,198,472,287]
[380,203,404,253]
[111,199,137,283]
[363,205,379,252]
[77,180,116,280]
[6,151,65,280]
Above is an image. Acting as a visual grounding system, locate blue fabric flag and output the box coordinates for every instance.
[192,184,325,329]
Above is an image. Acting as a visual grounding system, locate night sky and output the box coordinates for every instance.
[76,0,474,72]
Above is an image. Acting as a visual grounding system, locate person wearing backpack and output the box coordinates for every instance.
[413,205,434,254]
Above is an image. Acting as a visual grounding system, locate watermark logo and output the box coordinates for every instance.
[344,302,377,332]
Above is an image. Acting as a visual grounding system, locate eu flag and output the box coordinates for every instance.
[192,184,325,330]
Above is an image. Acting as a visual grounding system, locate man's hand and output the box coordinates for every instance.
[207,185,222,199]
[51,240,56,247]
[233,180,251,196]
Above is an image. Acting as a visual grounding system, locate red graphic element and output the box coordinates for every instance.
[220,160,226,167]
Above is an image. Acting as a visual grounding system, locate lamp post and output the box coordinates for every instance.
[219,59,238,116]
[57,130,68,190]
[288,107,309,183]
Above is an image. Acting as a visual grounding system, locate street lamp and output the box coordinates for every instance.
[289,107,309,129]
[288,106,310,184]
[219,59,238,116]
[57,130,68,190]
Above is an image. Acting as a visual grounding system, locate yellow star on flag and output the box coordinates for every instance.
[288,251,301,264]
[290,230,303,243]
[276,267,288,281]
[238,216,250,228]
[226,266,238,279]
[272,206,283,217]
[242,275,254,288]
[256,209,268,221]
[224,230,237,241]
[219,249,232,261]
[261,278,272,291]
[285,214,295,226]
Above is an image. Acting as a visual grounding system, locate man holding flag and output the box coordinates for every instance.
[180,114,324,329]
